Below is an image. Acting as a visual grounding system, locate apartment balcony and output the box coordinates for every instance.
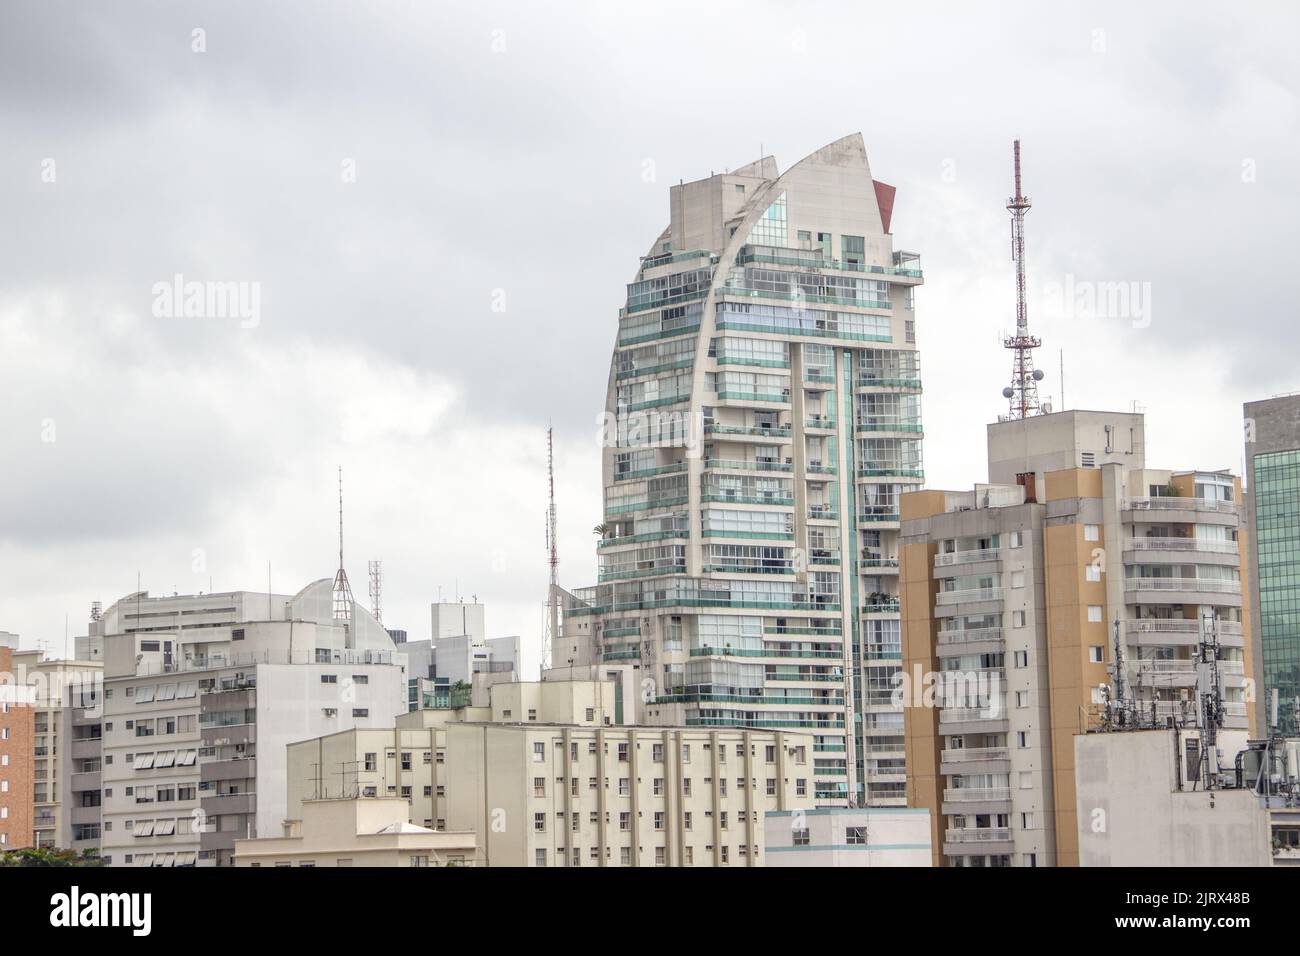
[70,770,102,792]
[1124,577,1242,607]
[806,459,838,475]
[854,417,924,436]
[938,704,1009,736]
[860,551,900,571]
[702,457,793,473]
[943,787,1011,803]
[70,738,102,760]
[937,627,1004,649]
[935,587,1004,607]
[200,687,256,712]
[70,806,101,826]
[804,414,837,432]
[807,504,839,522]
[201,792,257,816]
[1125,537,1240,559]
[940,748,1011,775]
[201,722,256,748]
[1122,497,1239,525]
[704,422,793,440]
[861,599,901,615]
[1127,660,1197,686]
[933,548,1001,568]
[857,510,900,528]
[201,757,257,784]
[1125,619,1245,647]
[945,827,1012,843]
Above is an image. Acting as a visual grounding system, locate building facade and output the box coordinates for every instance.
[9,649,101,849]
[558,133,924,807]
[234,797,480,868]
[88,580,406,867]
[764,806,931,866]
[286,679,616,831]
[1244,394,1300,736]
[902,410,1254,866]
[0,640,36,852]
[445,723,814,866]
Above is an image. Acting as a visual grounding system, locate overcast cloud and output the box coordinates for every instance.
[2,1,1297,674]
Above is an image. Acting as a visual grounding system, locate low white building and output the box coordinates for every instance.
[233,797,480,867]
[1075,728,1275,866]
[764,807,932,866]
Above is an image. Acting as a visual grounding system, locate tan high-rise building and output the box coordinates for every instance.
[559,133,926,807]
[901,410,1254,867]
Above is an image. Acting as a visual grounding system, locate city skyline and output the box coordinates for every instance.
[3,1,1298,683]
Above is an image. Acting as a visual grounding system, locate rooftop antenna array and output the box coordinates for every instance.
[1000,140,1046,420]
[544,426,559,672]
[332,466,354,621]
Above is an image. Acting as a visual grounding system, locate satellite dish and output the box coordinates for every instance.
[1041,402,1053,414]
[1002,387,1014,399]
[1032,369,1045,381]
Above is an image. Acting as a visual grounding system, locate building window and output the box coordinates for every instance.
[533,813,546,832]
[1089,646,1104,663]
[1011,571,1025,588]
[796,779,807,797]
[1010,531,1023,548]
[585,708,595,721]
[351,709,368,718]
[1022,812,1035,829]
[533,777,546,797]
[793,828,810,846]
[652,743,664,762]
[1087,605,1103,623]
[1017,731,1030,748]
[535,848,547,867]
[1016,690,1029,708]
[1085,565,1102,582]
[618,743,629,762]
[533,742,545,762]
[1012,610,1026,627]
[654,811,665,830]
[1013,650,1028,668]
[619,812,631,831]
[1084,524,1100,541]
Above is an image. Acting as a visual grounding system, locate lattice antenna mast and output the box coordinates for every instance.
[332,466,354,621]
[1001,140,1044,419]
[544,426,559,671]
[368,560,382,624]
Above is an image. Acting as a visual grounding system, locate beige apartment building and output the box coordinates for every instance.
[446,722,814,867]
[234,797,480,867]
[902,410,1254,867]
[286,679,616,831]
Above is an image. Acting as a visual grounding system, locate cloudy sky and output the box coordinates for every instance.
[2,1,1296,673]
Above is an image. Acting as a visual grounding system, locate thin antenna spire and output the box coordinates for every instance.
[332,465,354,621]
[544,425,559,671]
[1001,139,1044,419]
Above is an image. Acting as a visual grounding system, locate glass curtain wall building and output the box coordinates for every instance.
[561,135,924,806]
[1245,395,1300,735]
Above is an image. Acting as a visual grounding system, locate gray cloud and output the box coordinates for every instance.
[1,0,1297,664]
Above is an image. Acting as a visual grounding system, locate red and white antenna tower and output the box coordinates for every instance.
[332,465,355,621]
[1001,139,1045,420]
[543,426,559,671]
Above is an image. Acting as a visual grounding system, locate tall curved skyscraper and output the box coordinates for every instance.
[560,134,924,806]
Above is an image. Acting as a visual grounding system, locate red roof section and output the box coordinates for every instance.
[873,180,896,234]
